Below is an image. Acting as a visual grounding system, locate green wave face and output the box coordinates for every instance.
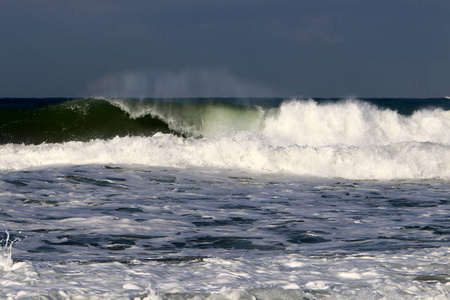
[106,98,267,137]
[0,99,175,144]
[0,98,267,145]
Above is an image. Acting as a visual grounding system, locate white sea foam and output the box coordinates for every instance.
[0,246,448,299]
[263,100,450,147]
[0,134,449,180]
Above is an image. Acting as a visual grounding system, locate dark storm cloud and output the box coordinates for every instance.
[0,0,449,97]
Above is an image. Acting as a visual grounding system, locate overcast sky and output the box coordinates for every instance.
[1,0,449,98]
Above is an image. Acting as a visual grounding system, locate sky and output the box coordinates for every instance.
[0,0,449,98]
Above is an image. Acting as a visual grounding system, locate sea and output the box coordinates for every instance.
[0,97,449,299]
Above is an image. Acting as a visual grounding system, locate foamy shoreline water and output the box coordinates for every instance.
[0,165,449,299]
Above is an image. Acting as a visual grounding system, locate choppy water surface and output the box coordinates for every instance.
[0,165,449,299]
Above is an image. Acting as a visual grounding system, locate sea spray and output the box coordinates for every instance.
[0,232,22,272]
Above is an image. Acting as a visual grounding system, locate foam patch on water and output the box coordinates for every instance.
[0,246,448,299]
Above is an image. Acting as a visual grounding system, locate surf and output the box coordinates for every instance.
[1,97,450,180]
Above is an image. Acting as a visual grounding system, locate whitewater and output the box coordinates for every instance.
[0,97,449,299]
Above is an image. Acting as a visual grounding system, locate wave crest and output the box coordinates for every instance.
[263,99,450,147]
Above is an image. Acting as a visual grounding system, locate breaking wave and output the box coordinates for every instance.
[1,97,450,180]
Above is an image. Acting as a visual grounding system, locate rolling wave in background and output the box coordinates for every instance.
[0,97,449,180]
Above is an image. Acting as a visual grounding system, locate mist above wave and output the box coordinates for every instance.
[87,68,277,98]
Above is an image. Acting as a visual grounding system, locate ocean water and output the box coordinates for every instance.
[0,97,449,299]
